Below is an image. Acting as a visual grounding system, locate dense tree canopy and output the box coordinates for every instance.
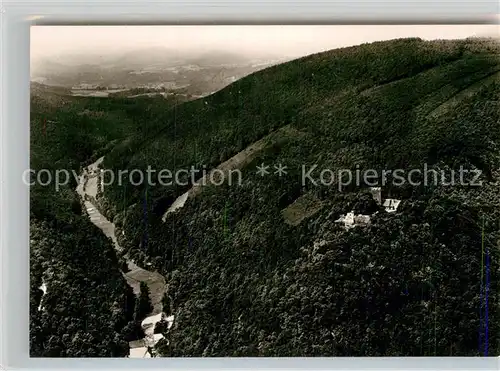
[101,38,500,356]
[31,37,500,357]
[29,86,179,356]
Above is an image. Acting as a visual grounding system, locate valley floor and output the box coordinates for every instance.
[76,157,170,357]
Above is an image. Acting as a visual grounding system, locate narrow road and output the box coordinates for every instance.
[162,125,302,221]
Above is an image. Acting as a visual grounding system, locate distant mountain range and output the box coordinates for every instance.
[31,47,290,94]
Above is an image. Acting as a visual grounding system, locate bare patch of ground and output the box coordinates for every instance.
[282,193,324,226]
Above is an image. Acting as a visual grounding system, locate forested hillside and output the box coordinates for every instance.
[29,88,179,356]
[30,37,500,357]
[94,37,500,356]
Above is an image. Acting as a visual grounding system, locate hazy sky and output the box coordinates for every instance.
[31,25,499,61]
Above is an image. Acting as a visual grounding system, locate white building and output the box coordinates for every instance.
[129,347,151,358]
[335,211,371,230]
[128,312,175,358]
[369,187,401,213]
[383,199,401,213]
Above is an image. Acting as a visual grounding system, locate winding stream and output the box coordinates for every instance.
[76,157,170,357]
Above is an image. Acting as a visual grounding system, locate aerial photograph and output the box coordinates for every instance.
[29,25,499,357]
